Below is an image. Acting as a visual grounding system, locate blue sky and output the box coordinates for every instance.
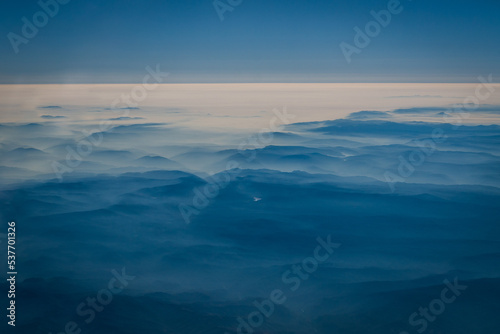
[1,0,499,83]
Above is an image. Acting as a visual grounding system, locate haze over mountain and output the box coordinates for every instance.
[1,92,499,333]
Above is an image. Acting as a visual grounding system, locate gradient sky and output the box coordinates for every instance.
[1,0,499,83]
